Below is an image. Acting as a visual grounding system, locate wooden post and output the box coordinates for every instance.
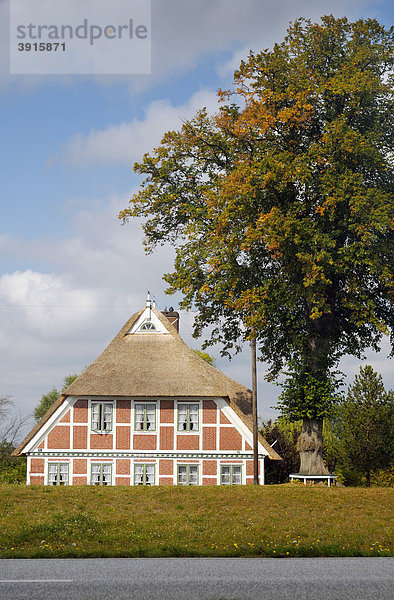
[251,334,259,485]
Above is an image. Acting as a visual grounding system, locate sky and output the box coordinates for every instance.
[1,0,393,439]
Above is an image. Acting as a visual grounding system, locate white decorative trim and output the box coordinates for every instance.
[127,307,170,334]
[24,396,74,453]
[26,455,31,485]
[28,450,262,459]
[216,398,270,456]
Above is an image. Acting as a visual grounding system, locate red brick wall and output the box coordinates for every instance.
[47,426,70,449]
[160,400,174,423]
[116,426,130,450]
[220,412,231,424]
[73,400,88,422]
[116,400,131,423]
[73,477,87,485]
[73,426,87,449]
[159,459,173,475]
[203,478,217,485]
[220,427,242,450]
[203,460,217,475]
[246,460,260,476]
[202,428,216,450]
[203,400,217,423]
[90,434,113,449]
[133,435,156,450]
[115,477,130,485]
[160,426,174,450]
[60,410,70,423]
[73,459,87,474]
[30,476,44,485]
[116,459,130,475]
[30,458,44,473]
[159,477,173,485]
[177,435,199,450]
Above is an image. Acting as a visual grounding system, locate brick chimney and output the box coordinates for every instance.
[161,307,180,332]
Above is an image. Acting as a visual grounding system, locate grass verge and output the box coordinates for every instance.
[0,484,392,558]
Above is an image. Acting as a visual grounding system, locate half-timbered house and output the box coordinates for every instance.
[13,297,281,485]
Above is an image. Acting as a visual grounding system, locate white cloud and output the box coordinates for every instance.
[2,0,371,91]
[0,269,100,340]
[51,89,219,167]
[148,0,369,83]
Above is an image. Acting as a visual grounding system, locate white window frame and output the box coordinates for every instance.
[177,403,199,432]
[48,462,69,486]
[134,464,156,486]
[134,403,156,431]
[177,464,199,486]
[220,464,242,485]
[91,463,112,486]
[91,402,113,433]
[139,320,157,331]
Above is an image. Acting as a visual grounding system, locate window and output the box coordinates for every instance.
[221,465,242,485]
[91,402,113,432]
[48,463,69,485]
[135,403,156,431]
[177,403,199,431]
[134,464,155,486]
[139,321,156,331]
[91,464,112,486]
[177,465,199,486]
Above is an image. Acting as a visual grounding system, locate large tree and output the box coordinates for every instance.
[120,16,393,474]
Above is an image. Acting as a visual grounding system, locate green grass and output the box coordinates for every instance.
[0,484,392,558]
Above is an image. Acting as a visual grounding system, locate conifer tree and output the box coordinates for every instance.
[337,365,393,485]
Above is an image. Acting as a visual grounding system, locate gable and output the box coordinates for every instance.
[127,307,170,334]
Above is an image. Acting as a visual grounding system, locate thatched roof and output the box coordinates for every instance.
[14,307,281,460]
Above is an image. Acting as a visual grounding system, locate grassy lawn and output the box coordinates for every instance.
[0,484,392,558]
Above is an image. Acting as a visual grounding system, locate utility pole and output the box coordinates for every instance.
[251,333,259,484]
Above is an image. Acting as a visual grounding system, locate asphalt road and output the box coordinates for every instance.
[0,557,392,600]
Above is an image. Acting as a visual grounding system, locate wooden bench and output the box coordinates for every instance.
[289,473,337,487]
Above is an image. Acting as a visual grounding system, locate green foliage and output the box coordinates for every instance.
[277,363,343,420]
[34,388,59,422]
[335,365,394,485]
[34,374,78,422]
[261,419,301,483]
[193,349,216,366]
[0,441,26,484]
[120,15,393,424]
[62,374,79,390]
[370,468,394,487]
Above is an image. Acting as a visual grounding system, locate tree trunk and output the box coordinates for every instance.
[297,418,328,475]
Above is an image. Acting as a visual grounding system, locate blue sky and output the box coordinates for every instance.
[1,0,392,436]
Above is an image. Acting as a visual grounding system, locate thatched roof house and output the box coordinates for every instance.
[14,299,280,486]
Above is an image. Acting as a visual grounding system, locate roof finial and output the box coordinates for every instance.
[146,291,151,308]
